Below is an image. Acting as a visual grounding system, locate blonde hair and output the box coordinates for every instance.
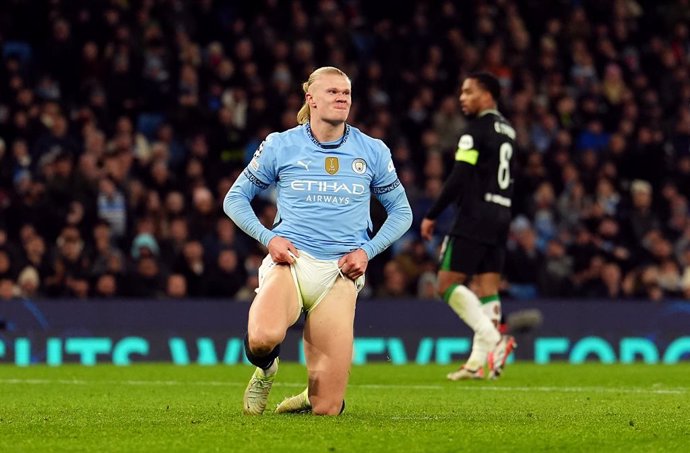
[296,66,351,125]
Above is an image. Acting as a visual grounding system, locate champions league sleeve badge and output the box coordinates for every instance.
[253,140,265,159]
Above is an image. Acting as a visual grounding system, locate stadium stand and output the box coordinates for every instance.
[0,0,688,301]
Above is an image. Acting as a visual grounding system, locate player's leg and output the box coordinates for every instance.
[437,236,500,379]
[475,270,516,379]
[474,272,502,328]
[302,276,356,415]
[441,275,500,379]
[246,264,301,360]
[243,263,301,415]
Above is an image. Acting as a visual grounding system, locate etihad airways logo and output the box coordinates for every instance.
[290,180,366,194]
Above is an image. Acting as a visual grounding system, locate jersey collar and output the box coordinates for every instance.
[305,122,351,149]
[478,109,501,118]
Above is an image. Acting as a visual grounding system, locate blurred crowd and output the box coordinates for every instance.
[1,0,689,301]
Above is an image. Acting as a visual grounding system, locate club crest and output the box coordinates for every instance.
[325,156,340,175]
[352,158,367,174]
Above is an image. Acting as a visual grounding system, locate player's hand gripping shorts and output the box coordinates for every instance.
[257,250,365,320]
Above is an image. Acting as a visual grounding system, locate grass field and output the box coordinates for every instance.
[1,363,689,452]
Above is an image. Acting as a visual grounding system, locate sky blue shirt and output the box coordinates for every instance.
[224,123,412,260]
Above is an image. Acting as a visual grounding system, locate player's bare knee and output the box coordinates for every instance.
[248,331,283,355]
[311,399,342,416]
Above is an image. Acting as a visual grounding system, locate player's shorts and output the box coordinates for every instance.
[438,235,505,276]
[257,250,365,320]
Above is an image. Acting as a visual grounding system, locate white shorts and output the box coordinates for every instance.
[257,250,365,320]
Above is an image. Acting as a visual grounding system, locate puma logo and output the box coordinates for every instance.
[296,160,311,171]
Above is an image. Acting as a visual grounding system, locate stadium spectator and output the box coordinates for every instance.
[165,274,188,299]
[206,248,245,299]
[0,278,16,301]
[93,273,120,299]
[126,255,163,299]
[89,220,124,277]
[97,177,127,239]
[43,225,90,297]
[376,260,410,298]
[173,240,207,297]
[16,266,40,299]
[0,249,15,282]
[233,253,263,302]
[507,218,544,300]
[538,238,574,297]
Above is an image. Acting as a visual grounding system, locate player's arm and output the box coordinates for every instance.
[360,144,413,260]
[362,187,412,260]
[223,170,277,248]
[223,135,298,263]
[340,186,411,281]
[421,131,477,240]
[424,161,470,220]
[420,162,470,241]
[339,142,413,280]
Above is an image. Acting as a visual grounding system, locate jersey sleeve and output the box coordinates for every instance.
[246,133,279,185]
[370,139,403,195]
[454,122,482,166]
[361,189,412,259]
[222,133,280,247]
[360,139,412,259]
[425,124,478,220]
[425,161,470,220]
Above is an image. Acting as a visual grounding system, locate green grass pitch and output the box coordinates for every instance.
[1,363,689,452]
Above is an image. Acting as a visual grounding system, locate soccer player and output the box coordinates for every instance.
[224,66,412,415]
[420,72,517,380]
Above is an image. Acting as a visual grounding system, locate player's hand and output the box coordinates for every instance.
[338,249,369,281]
[420,218,436,241]
[267,236,299,264]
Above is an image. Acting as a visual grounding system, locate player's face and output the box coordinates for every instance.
[307,74,352,124]
[459,78,487,116]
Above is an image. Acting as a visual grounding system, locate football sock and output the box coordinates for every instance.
[244,334,280,372]
[480,294,501,329]
[445,284,500,369]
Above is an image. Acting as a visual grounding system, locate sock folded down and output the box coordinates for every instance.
[244,334,281,370]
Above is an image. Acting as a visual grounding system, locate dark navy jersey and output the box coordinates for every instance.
[427,109,516,245]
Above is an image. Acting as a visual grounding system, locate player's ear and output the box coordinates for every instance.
[306,92,316,108]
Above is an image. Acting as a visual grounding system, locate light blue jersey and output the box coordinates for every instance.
[224,123,412,260]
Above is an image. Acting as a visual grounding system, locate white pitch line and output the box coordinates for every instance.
[0,379,686,395]
[390,416,452,420]
[0,378,441,390]
[454,385,687,395]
